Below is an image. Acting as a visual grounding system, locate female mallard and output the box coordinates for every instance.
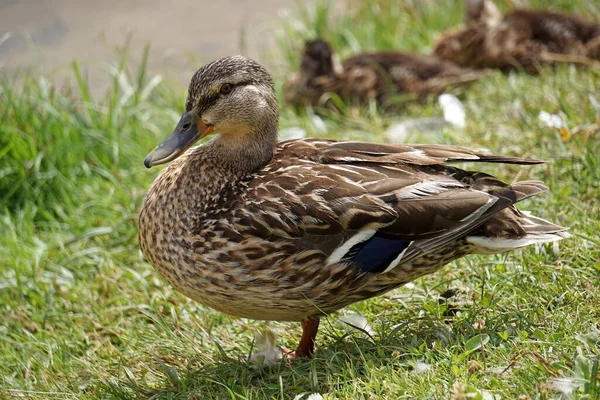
[433,0,600,73]
[284,39,487,110]
[139,56,568,358]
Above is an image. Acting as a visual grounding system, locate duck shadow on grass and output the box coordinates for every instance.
[105,303,534,399]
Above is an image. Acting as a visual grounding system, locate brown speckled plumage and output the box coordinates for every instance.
[434,0,600,73]
[284,39,488,110]
[139,56,568,357]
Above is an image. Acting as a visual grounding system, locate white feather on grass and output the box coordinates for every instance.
[439,93,466,128]
[339,312,374,336]
[249,325,283,366]
[538,111,567,129]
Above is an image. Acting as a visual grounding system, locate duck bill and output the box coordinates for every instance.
[144,111,214,168]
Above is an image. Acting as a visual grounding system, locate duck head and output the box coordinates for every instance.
[300,39,336,78]
[144,56,279,168]
[465,0,502,28]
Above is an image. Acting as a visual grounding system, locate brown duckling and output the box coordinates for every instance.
[434,0,600,73]
[284,39,488,110]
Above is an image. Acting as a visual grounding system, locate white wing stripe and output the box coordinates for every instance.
[382,244,412,273]
[326,229,377,265]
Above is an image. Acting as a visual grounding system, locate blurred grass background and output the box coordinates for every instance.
[1,0,599,398]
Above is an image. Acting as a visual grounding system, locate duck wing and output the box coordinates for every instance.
[235,139,550,273]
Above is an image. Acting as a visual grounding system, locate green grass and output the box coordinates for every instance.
[1,0,600,398]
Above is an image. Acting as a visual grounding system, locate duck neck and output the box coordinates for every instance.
[209,123,279,177]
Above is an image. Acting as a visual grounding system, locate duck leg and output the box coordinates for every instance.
[294,317,320,358]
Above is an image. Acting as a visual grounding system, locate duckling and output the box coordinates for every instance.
[284,39,488,110]
[434,0,600,73]
[139,55,568,358]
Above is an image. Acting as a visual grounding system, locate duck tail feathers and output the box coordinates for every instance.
[466,210,569,254]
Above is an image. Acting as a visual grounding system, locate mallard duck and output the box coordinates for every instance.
[138,55,568,358]
[284,39,488,110]
[434,0,600,73]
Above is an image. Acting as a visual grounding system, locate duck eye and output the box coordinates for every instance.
[219,83,232,94]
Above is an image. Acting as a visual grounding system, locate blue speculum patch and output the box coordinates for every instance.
[346,234,410,273]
